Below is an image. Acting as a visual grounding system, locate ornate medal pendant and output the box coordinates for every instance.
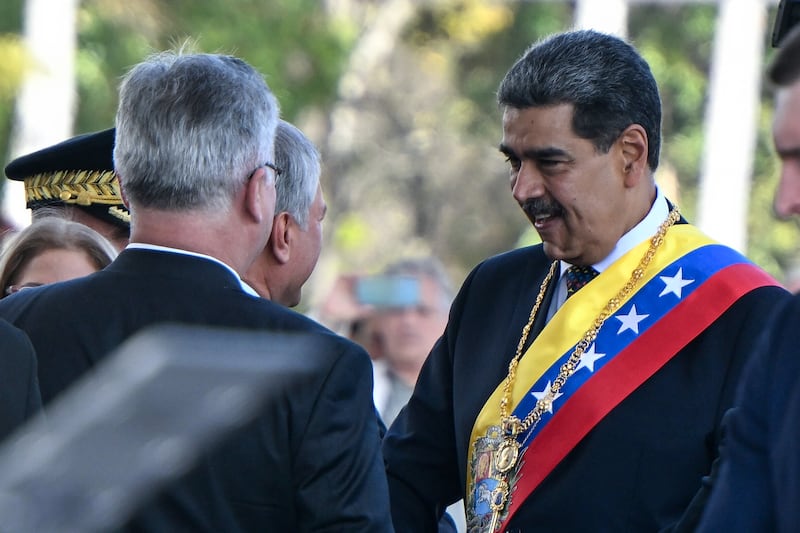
[467,425,521,532]
[494,437,519,473]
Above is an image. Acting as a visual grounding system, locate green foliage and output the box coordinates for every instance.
[630,4,716,218]
[0,36,25,196]
[154,0,355,121]
[2,0,798,288]
[68,0,355,132]
[412,1,572,139]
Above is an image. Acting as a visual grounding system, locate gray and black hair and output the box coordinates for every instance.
[274,120,321,230]
[497,29,662,171]
[769,24,800,87]
[114,51,279,212]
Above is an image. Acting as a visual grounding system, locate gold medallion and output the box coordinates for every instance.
[494,438,519,473]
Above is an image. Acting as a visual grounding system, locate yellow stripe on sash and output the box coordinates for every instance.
[466,224,716,494]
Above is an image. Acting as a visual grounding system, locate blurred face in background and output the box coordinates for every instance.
[6,248,99,295]
[773,82,800,219]
[372,274,449,384]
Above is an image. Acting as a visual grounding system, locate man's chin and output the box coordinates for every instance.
[542,242,570,262]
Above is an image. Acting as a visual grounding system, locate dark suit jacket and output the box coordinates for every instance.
[0,249,392,532]
[382,243,787,532]
[696,293,800,532]
[0,319,42,442]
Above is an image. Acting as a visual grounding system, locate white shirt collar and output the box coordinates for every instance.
[125,242,260,297]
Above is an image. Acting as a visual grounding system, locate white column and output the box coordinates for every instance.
[4,0,80,229]
[574,0,629,38]
[697,0,766,251]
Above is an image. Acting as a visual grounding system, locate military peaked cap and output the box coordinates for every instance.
[4,128,130,229]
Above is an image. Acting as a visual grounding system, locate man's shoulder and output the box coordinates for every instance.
[470,244,548,278]
[233,295,369,361]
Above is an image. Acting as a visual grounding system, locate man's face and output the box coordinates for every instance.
[373,275,449,376]
[773,82,800,219]
[284,184,326,306]
[500,104,631,265]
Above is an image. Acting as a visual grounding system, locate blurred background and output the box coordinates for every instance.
[0,0,795,314]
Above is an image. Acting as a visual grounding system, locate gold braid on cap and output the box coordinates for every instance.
[24,169,122,207]
[108,205,131,224]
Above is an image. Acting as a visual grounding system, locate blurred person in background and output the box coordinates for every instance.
[318,257,465,533]
[4,127,130,251]
[365,257,454,425]
[364,257,464,532]
[0,215,117,298]
[697,23,800,533]
[244,119,326,306]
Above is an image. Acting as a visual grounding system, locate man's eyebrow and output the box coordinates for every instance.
[498,144,569,159]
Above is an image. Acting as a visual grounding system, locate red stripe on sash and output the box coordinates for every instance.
[501,264,778,529]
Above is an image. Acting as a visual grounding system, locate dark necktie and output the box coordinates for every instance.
[565,265,599,298]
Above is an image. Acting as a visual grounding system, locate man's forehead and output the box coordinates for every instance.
[501,105,577,145]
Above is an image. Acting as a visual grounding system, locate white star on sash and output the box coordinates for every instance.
[659,267,695,298]
[576,343,606,373]
[616,305,649,335]
[531,381,563,414]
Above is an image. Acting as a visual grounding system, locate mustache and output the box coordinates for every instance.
[522,198,564,219]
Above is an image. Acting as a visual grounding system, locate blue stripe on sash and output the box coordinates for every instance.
[512,244,751,448]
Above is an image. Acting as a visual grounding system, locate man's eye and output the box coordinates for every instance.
[505,156,521,171]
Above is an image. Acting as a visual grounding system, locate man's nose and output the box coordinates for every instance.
[511,163,544,203]
[773,169,800,219]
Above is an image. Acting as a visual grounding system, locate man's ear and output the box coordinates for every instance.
[244,167,267,223]
[618,124,649,187]
[268,212,292,264]
[116,174,130,209]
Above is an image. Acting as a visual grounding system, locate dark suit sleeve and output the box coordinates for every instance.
[383,342,461,532]
[293,339,392,532]
[0,319,43,442]
[693,296,797,532]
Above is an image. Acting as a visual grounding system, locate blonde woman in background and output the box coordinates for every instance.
[0,216,117,298]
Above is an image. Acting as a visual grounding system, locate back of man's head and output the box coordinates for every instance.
[274,120,321,230]
[114,51,279,213]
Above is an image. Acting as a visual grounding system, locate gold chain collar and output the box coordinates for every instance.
[499,205,681,437]
[486,206,681,531]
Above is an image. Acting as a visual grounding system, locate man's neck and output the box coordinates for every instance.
[129,207,258,277]
[241,255,272,300]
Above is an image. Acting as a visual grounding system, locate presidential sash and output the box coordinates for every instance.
[465,224,780,532]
